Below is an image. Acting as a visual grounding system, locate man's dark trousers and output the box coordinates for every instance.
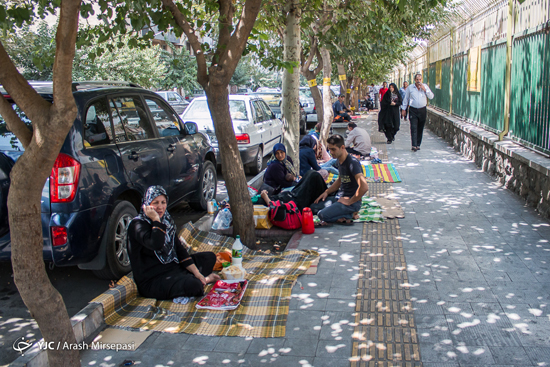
[336,113,351,121]
[409,106,427,147]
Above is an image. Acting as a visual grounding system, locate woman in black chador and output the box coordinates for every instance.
[378,83,402,144]
[127,185,220,300]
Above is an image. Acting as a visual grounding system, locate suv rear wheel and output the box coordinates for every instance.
[93,200,136,280]
[189,161,217,211]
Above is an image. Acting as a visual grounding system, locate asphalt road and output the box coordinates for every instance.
[0,162,264,366]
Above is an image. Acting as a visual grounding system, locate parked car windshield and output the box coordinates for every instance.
[256,93,282,108]
[0,104,32,151]
[184,100,248,121]
[299,89,313,98]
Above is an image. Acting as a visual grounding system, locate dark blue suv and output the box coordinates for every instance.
[0,81,217,279]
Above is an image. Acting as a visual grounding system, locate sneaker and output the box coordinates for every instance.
[387,140,392,144]
[416,146,421,150]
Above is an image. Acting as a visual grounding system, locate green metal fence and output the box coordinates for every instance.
[480,42,506,132]
[510,29,550,152]
[423,29,550,153]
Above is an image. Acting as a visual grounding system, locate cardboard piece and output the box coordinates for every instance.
[304,257,319,275]
[375,197,405,219]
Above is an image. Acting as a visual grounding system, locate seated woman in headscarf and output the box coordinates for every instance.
[299,135,322,177]
[263,143,297,194]
[128,186,220,300]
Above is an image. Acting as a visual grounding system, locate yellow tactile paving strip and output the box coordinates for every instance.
[350,116,422,367]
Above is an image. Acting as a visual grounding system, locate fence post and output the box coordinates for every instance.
[449,29,454,115]
[499,0,515,140]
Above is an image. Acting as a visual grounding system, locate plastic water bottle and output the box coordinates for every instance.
[221,208,232,229]
[232,235,243,268]
[212,208,232,230]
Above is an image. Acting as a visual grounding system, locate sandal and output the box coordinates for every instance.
[315,221,333,228]
[335,219,354,226]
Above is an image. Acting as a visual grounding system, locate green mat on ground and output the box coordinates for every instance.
[313,196,384,223]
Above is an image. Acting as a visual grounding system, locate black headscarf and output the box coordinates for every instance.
[299,135,317,150]
[134,185,178,265]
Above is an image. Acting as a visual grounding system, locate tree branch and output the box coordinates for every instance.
[0,95,32,149]
[221,0,263,78]
[51,0,81,121]
[213,0,236,65]
[161,0,209,86]
[0,42,51,125]
[301,36,317,73]
[277,26,285,41]
[313,46,323,75]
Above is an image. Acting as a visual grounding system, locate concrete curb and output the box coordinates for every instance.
[10,168,287,366]
[10,304,104,367]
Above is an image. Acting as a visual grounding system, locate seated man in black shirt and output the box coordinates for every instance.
[313,134,368,225]
[333,95,352,122]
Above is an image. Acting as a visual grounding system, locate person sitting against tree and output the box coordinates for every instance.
[262,143,297,194]
[127,186,220,300]
[333,95,352,122]
[299,135,322,177]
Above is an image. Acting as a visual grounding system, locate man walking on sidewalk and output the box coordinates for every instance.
[313,134,368,225]
[401,73,434,151]
[399,81,409,120]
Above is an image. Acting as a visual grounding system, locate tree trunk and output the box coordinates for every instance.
[336,63,346,97]
[300,40,323,128]
[356,78,362,111]
[4,1,82,365]
[301,62,323,131]
[10,127,79,367]
[350,76,359,111]
[309,84,323,126]
[345,75,353,106]
[205,80,256,248]
[319,47,333,145]
[282,0,301,172]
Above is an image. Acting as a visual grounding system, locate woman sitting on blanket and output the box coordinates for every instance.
[263,143,298,195]
[128,185,220,300]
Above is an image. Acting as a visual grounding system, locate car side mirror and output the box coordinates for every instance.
[184,121,198,135]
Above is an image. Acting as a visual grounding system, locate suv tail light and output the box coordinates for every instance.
[50,153,81,203]
[235,133,250,144]
[51,226,67,246]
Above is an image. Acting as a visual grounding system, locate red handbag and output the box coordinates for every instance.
[268,200,302,230]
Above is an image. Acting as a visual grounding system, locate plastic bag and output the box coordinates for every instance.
[253,205,272,229]
[212,208,233,230]
[247,186,258,197]
[370,147,379,159]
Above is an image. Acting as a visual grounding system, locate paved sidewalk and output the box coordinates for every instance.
[393,116,550,366]
[76,113,550,367]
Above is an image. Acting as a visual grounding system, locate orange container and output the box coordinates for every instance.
[302,207,315,234]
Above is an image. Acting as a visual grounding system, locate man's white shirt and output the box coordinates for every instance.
[401,83,434,110]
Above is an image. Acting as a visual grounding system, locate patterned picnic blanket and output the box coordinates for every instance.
[90,223,319,338]
[326,163,402,184]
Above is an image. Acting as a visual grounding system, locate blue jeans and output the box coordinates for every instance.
[320,159,338,175]
[317,197,362,223]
